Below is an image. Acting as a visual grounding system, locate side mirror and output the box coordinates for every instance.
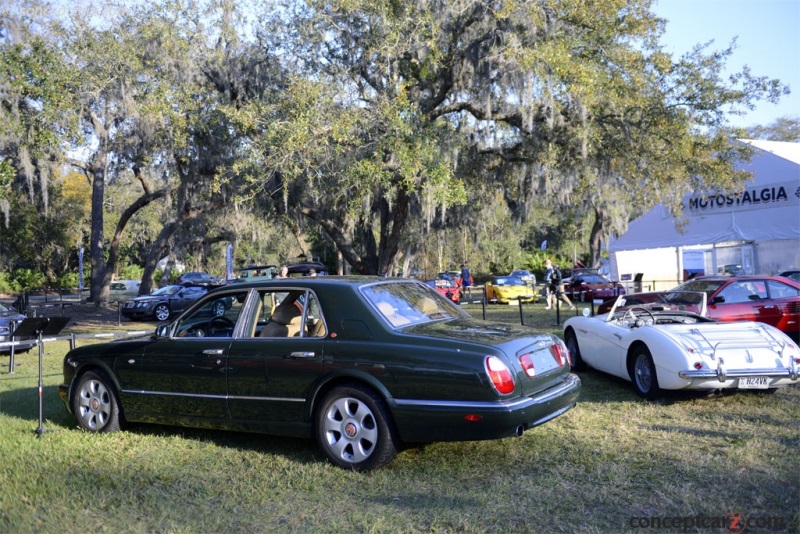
[710,296,725,304]
[156,324,170,338]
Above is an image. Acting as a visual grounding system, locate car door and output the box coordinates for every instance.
[170,286,206,315]
[226,289,326,424]
[760,279,797,329]
[131,289,250,420]
[579,320,629,377]
[707,281,761,323]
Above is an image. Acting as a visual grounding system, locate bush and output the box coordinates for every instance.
[56,272,80,290]
[118,264,144,281]
[10,268,46,292]
[0,272,16,294]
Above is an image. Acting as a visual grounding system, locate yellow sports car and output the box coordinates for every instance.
[484,276,539,304]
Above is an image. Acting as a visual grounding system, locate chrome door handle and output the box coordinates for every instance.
[203,349,224,355]
[289,351,316,358]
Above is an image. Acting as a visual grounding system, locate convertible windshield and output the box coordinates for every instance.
[361,281,467,327]
[152,285,184,296]
[608,291,707,318]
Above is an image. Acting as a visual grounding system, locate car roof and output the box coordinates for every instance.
[213,275,400,291]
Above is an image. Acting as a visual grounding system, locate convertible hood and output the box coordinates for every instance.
[403,317,556,348]
[129,295,160,303]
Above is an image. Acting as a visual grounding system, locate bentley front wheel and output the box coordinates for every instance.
[72,371,122,433]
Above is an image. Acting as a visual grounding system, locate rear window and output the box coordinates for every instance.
[361,281,467,328]
[768,280,800,299]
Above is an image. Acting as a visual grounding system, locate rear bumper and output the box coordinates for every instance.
[389,373,581,443]
[679,363,799,382]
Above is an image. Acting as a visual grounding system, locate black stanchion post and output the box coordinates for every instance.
[518,298,524,326]
[554,295,561,326]
[482,290,487,320]
[118,301,121,326]
[13,317,70,438]
[8,320,16,374]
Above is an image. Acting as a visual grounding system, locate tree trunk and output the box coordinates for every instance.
[588,207,604,268]
[88,154,108,304]
[139,221,177,295]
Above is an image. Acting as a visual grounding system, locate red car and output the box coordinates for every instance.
[599,276,800,339]
[565,269,625,302]
[429,278,461,303]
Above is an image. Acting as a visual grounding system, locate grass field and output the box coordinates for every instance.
[0,301,797,533]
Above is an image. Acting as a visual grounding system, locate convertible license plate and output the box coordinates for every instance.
[738,377,769,389]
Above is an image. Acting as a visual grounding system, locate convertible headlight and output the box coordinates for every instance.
[0,326,9,336]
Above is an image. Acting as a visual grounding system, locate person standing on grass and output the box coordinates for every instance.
[460,263,472,296]
[548,261,575,310]
[544,259,574,310]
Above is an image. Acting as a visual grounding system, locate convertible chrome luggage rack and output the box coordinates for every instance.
[683,325,799,382]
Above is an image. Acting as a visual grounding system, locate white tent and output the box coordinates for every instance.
[609,140,800,291]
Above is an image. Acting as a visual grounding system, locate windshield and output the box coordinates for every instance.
[492,277,524,286]
[152,285,183,296]
[361,281,467,328]
[576,274,611,284]
[606,291,707,319]
[674,279,726,296]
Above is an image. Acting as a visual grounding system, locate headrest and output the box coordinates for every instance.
[271,303,301,325]
[376,301,395,316]
[419,297,438,315]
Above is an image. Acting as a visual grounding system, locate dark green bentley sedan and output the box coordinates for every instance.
[59,277,580,471]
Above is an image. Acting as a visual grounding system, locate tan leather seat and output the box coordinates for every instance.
[259,303,302,337]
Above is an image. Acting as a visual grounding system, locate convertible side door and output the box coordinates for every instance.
[579,320,629,378]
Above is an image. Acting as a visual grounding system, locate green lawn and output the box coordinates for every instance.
[0,302,797,533]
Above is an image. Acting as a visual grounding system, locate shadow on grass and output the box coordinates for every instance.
[573,369,749,405]
[0,382,322,465]
[130,422,321,464]
[0,383,69,420]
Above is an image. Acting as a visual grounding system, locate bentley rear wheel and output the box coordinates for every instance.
[316,384,398,471]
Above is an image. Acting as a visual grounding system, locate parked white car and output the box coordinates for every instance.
[564,291,800,399]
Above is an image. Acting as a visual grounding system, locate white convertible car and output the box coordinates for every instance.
[563,291,800,399]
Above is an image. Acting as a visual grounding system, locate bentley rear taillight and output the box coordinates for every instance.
[485,356,515,395]
[550,344,567,366]
[519,353,536,377]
